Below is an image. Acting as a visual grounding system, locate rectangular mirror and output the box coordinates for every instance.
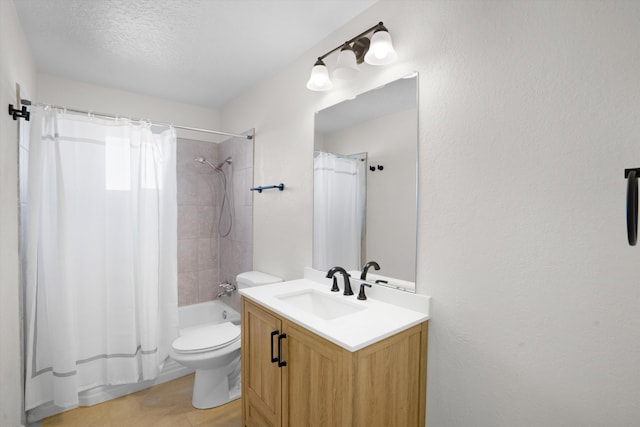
[313,73,418,291]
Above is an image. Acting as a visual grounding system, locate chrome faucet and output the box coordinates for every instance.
[326,267,354,296]
[217,282,236,298]
[360,261,380,280]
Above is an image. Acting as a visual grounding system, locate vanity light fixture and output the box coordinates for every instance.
[306,21,398,91]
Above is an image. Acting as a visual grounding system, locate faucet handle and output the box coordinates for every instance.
[357,282,372,300]
[330,276,340,292]
[217,282,236,298]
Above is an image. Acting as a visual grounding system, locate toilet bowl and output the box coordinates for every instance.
[169,322,241,409]
[170,271,283,409]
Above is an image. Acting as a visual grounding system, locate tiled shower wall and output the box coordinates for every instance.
[177,136,253,307]
[220,136,254,312]
[177,138,221,306]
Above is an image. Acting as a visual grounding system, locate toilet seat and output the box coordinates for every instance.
[172,322,240,354]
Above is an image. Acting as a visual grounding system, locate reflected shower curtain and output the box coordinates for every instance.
[313,151,366,271]
[24,107,179,410]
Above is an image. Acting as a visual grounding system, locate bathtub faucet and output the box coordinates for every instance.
[217,282,236,298]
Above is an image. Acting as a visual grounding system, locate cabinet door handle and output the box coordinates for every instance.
[277,333,287,368]
[270,330,280,363]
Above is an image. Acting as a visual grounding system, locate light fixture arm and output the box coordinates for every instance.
[316,21,386,61]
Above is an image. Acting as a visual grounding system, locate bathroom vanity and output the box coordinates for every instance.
[240,275,430,427]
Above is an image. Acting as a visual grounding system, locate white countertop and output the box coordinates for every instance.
[239,269,431,352]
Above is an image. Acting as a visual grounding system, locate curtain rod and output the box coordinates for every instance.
[16,99,253,140]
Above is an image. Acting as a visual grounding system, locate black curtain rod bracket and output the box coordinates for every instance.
[8,104,30,121]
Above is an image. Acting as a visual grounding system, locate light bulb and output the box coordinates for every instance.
[306,59,333,91]
[334,43,359,80]
[364,25,398,66]
[313,71,328,86]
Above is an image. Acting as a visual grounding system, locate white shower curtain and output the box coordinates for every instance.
[313,151,366,272]
[24,107,179,410]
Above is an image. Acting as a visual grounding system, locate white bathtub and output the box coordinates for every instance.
[179,300,241,331]
[28,300,240,423]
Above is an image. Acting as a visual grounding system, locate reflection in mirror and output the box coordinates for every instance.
[313,74,418,290]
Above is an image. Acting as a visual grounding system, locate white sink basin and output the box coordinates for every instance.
[240,273,431,351]
[275,289,366,320]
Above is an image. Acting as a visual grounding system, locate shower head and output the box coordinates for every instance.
[194,156,232,171]
[218,156,232,168]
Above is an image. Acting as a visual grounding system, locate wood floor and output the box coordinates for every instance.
[41,374,241,427]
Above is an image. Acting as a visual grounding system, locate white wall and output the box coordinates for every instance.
[222,1,640,425]
[4,1,640,425]
[322,109,417,281]
[0,1,36,426]
[37,74,224,143]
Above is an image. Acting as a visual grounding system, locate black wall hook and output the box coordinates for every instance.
[625,168,640,246]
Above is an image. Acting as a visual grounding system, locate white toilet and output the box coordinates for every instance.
[170,271,283,409]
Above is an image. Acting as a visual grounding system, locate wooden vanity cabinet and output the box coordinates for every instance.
[242,298,428,427]
[242,298,283,426]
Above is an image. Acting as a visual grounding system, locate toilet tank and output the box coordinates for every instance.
[236,271,283,289]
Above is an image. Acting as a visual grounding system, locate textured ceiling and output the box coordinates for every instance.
[14,0,377,109]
